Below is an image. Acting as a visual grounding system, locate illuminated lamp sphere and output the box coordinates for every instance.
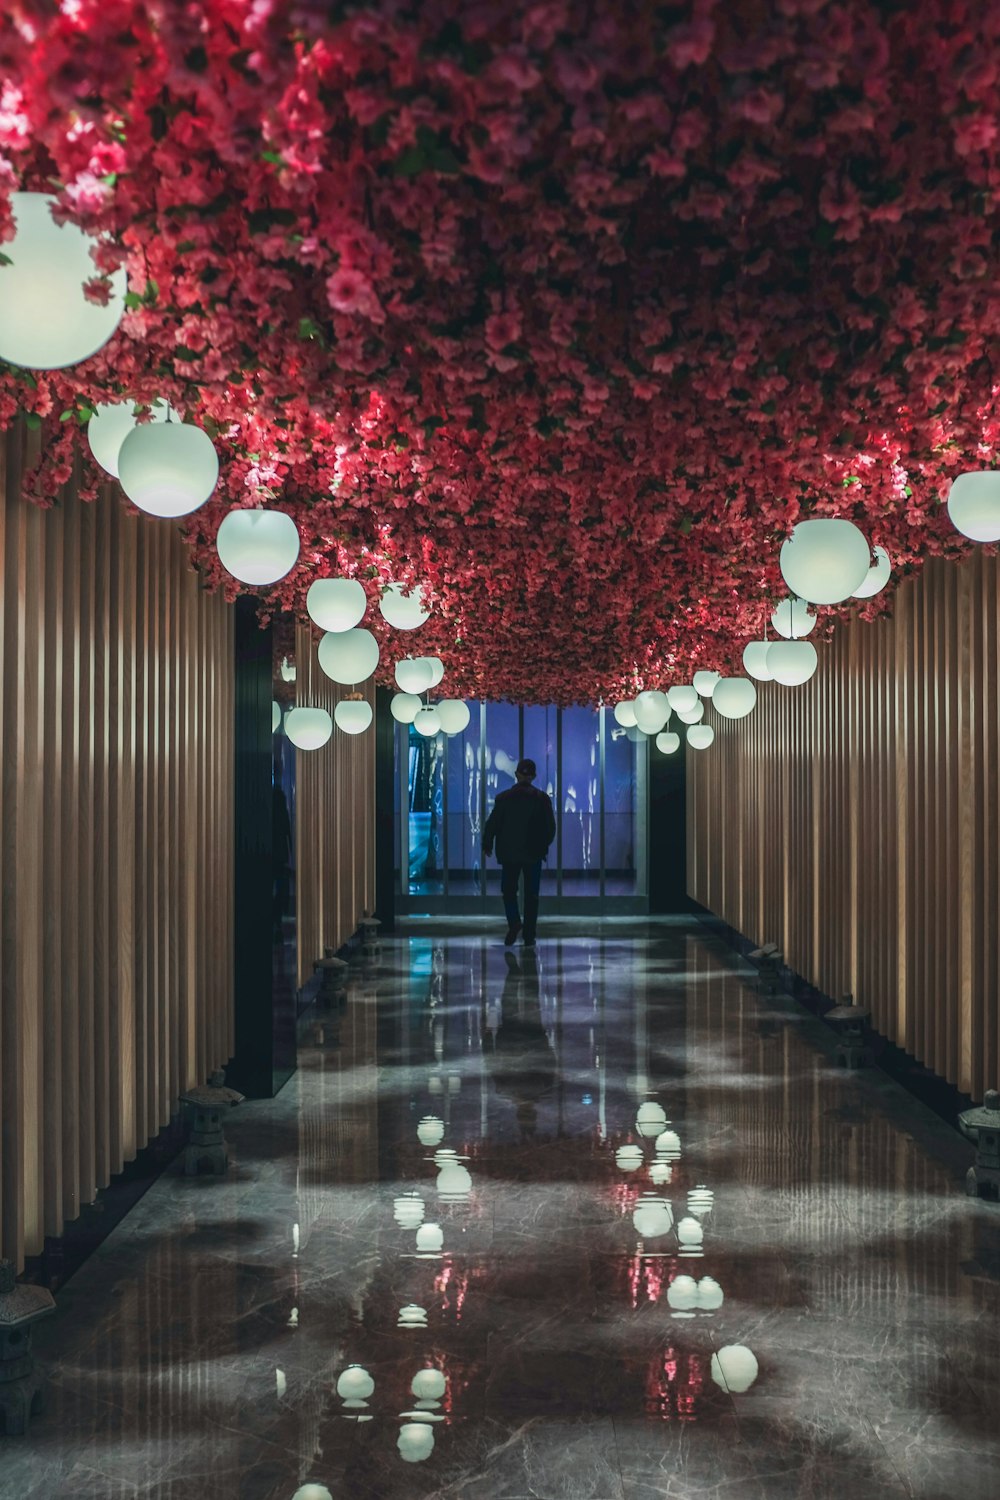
[318,628,379,685]
[712,677,757,720]
[425,656,445,688]
[281,657,296,683]
[394,1194,425,1228]
[948,471,1000,542]
[334,699,373,735]
[271,701,281,734]
[742,642,774,682]
[414,707,441,739]
[396,657,436,694]
[677,1215,704,1248]
[391,692,422,724]
[398,1423,435,1462]
[697,1276,724,1311]
[667,685,698,714]
[649,1160,672,1185]
[307,577,366,632]
[380,582,430,630]
[415,1222,444,1253]
[655,1128,681,1159]
[615,1143,643,1171]
[117,421,218,518]
[711,1345,759,1395]
[852,545,892,598]
[656,731,680,755]
[398,1304,428,1327]
[0,192,126,369]
[292,1486,334,1500]
[216,508,300,585]
[411,1368,446,1401]
[633,1194,674,1239]
[626,725,648,744]
[87,400,170,479]
[285,707,333,750]
[633,698,668,734]
[437,700,471,735]
[636,1100,667,1138]
[614,701,637,728]
[417,1116,444,1147]
[767,640,818,687]
[687,725,715,750]
[436,1161,472,1199]
[771,597,816,639]
[675,701,704,725]
[336,1365,374,1402]
[693,670,721,697]
[636,689,669,718]
[780,518,871,604]
[666,1275,699,1312]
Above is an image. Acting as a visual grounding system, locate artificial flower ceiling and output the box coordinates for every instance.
[2,0,999,704]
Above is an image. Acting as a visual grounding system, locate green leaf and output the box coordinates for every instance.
[59,409,75,421]
[24,411,42,430]
[261,149,284,166]
[679,515,694,536]
[392,146,427,177]
[0,252,12,266]
[124,291,143,310]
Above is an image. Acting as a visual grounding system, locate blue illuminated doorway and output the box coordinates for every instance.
[396,703,648,913]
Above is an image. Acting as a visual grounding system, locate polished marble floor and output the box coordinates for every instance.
[4,919,1000,1499]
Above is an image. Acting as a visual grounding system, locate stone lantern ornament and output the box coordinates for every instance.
[359,913,381,961]
[181,1069,245,1176]
[313,947,349,1005]
[959,1089,1000,1201]
[0,1259,56,1436]
[826,995,871,1068]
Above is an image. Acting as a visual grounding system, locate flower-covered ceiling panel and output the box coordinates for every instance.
[2,0,999,704]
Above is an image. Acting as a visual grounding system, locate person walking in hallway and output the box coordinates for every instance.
[483,757,556,947]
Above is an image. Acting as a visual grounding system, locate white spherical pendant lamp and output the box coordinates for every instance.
[271,700,281,734]
[87,400,170,479]
[0,192,126,369]
[667,685,698,714]
[425,657,445,688]
[655,730,680,754]
[633,1195,674,1239]
[771,597,816,639]
[693,670,720,697]
[712,677,757,719]
[633,698,668,734]
[614,701,637,728]
[947,471,1000,542]
[336,1365,375,1402]
[779,518,871,604]
[411,1368,446,1401]
[636,689,669,718]
[334,699,373,735]
[636,1101,667,1138]
[437,700,471,735]
[766,640,818,686]
[391,692,422,724]
[318,628,379,685]
[379,582,430,630]
[742,642,774,681]
[216,508,300,585]
[417,1116,444,1147]
[698,1276,725,1311]
[307,577,367,632]
[118,420,219,518]
[615,1144,643,1172]
[398,1423,435,1462]
[675,701,704,725]
[284,707,333,750]
[415,1221,444,1253]
[414,707,441,738]
[395,657,435,694]
[852,545,891,598]
[687,725,715,750]
[666,1275,699,1312]
[711,1345,759,1394]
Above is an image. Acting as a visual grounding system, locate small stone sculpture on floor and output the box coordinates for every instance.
[959,1090,1000,1201]
[181,1069,245,1177]
[313,947,349,1004]
[748,943,783,995]
[359,913,381,961]
[826,996,871,1068]
[0,1259,55,1437]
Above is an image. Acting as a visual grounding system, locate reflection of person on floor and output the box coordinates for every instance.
[483,758,556,947]
[483,950,557,1138]
[272,777,292,943]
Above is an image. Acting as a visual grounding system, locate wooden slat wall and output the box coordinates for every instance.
[687,551,1000,1101]
[294,623,376,987]
[0,426,235,1271]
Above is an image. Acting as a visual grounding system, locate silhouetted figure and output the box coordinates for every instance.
[484,949,557,1138]
[483,758,556,947]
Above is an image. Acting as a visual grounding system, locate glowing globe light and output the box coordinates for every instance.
[425,656,445,688]
[307,577,367,632]
[743,642,774,682]
[414,707,441,739]
[614,701,637,728]
[633,1194,674,1239]
[117,420,219,518]
[636,1101,667,1138]
[675,701,705,725]
[394,1193,425,1228]
[666,1274,699,1312]
[334,699,373,735]
[417,1116,444,1147]
[271,700,281,734]
[396,657,436,694]
[780,518,871,604]
[216,508,300,585]
[697,1276,724,1311]
[318,628,379,685]
[852,545,891,598]
[411,1368,447,1401]
[767,640,818,686]
[436,1162,472,1200]
[398,1423,435,1462]
[636,689,669,718]
[655,1128,681,1160]
[293,1486,334,1500]
[634,697,669,734]
[0,192,127,369]
[284,707,333,750]
[771,597,816,639]
[667,685,698,714]
[615,1144,643,1172]
[677,1214,704,1248]
[87,400,171,479]
[655,731,680,755]
[687,725,715,750]
[391,692,422,724]
[398,1304,428,1328]
[336,1365,374,1402]
[693,670,721,697]
[712,677,757,720]
[379,582,430,630]
[711,1345,759,1394]
[437,700,471,735]
[415,1222,444,1254]
[947,471,1000,542]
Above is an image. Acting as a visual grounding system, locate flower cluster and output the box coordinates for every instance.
[2,0,1000,704]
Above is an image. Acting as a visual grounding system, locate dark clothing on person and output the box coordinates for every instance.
[502,859,542,943]
[483,783,556,866]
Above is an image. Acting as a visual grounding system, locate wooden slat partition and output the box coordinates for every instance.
[0,425,235,1271]
[294,623,376,987]
[687,551,1000,1101]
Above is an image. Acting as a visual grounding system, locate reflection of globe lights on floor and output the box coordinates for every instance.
[448,1072,461,1094]
[632,1193,674,1240]
[688,1185,715,1217]
[398,1422,436,1462]
[666,1274,699,1313]
[649,1160,672,1187]
[398,1304,428,1329]
[436,1162,472,1202]
[433,1147,459,1168]
[677,1215,704,1254]
[394,1192,425,1229]
[711,1345,759,1394]
[697,1276,724,1312]
[428,1073,443,1095]
[655,1127,681,1161]
[615,1143,644,1171]
[292,1486,334,1500]
[417,1116,444,1147]
[336,1365,374,1410]
[411,1368,447,1403]
[415,1222,444,1255]
[635,1100,668,1138]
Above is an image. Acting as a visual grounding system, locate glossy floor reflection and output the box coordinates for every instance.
[6,920,1000,1499]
